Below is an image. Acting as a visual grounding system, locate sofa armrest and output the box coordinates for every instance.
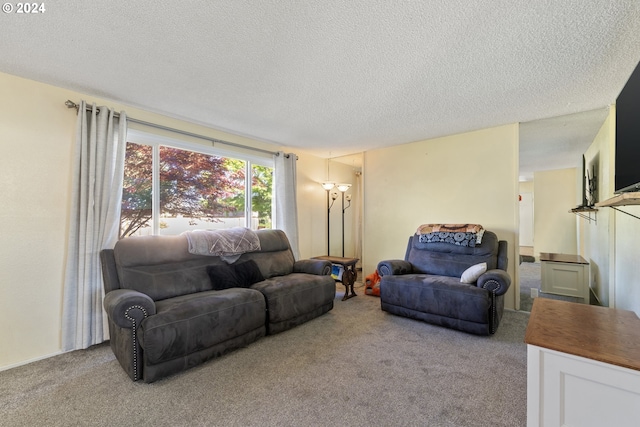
[477,269,511,296]
[103,289,156,329]
[377,260,413,277]
[293,259,332,275]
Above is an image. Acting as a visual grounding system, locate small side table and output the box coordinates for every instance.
[312,256,359,301]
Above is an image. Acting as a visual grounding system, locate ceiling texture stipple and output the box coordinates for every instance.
[2,1,640,178]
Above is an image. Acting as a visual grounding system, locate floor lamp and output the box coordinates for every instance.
[321,182,336,255]
[337,183,352,257]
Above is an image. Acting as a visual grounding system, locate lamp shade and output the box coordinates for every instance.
[321,182,335,190]
[336,183,351,192]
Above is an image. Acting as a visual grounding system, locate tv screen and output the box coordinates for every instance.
[615,60,640,193]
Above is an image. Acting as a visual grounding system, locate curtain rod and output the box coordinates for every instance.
[65,100,281,157]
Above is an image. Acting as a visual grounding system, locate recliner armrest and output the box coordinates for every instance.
[477,269,511,296]
[293,259,332,275]
[377,260,413,276]
[103,289,156,329]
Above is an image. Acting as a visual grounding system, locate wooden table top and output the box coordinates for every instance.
[524,298,640,371]
[539,252,588,264]
[312,255,359,266]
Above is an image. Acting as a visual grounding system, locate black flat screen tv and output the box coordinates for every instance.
[615,60,640,194]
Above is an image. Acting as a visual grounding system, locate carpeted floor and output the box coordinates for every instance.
[519,261,538,312]
[0,283,530,427]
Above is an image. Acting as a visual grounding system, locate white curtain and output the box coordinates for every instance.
[61,102,127,351]
[274,152,300,259]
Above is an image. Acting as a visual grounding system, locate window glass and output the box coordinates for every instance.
[120,139,273,237]
[120,142,152,238]
[158,146,246,235]
[252,164,273,229]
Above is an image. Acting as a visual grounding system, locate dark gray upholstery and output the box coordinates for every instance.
[100,229,335,382]
[377,231,511,335]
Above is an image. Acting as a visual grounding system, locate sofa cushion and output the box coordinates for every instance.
[113,230,295,301]
[118,259,214,301]
[380,274,492,324]
[138,288,266,365]
[251,273,335,324]
[407,231,499,277]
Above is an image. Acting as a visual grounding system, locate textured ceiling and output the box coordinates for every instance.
[2,1,640,175]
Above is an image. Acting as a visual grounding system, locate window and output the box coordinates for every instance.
[120,132,273,238]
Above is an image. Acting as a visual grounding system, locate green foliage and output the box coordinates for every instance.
[252,164,273,228]
[120,143,273,237]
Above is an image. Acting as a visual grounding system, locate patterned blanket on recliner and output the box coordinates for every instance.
[416,224,485,247]
[416,223,484,234]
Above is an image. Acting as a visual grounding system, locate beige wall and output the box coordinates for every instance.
[294,154,334,260]
[326,159,361,259]
[0,71,329,369]
[1,75,77,369]
[532,168,578,257]
[363,124,520,310]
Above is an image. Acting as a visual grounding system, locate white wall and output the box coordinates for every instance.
[580,108,614,306]
[363,124,520,310]
[532,168,578,257]
[583,104,640,314]
[613,205,640,313]
[0,71,329,369]
[519,181,534,248]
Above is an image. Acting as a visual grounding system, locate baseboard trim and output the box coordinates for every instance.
[0,350,64,372]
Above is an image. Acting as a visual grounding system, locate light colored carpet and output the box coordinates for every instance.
[1,284,530,427]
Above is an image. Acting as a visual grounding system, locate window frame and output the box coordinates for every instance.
[125,128,274,236]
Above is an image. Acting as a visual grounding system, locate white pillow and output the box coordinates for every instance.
[460,262,487,283]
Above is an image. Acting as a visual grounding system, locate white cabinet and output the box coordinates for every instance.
[540,252,589,303]
[525,299,640,427]
[527,345,640,426]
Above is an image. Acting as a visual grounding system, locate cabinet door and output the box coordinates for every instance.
[528,345,640,427]
[541,261,586,299]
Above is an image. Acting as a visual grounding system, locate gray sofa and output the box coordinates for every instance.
[100,229,335,383]
[377,230,510,335]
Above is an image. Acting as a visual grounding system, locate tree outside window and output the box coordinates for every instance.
[120,142,273,238]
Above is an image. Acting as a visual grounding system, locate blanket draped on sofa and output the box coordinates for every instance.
[183,227,260,263]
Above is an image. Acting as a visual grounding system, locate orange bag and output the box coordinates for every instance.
[364,270,381,296]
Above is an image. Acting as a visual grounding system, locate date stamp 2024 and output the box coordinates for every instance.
[2,3,46,14]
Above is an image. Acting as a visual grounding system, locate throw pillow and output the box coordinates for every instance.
[207,264,242,290]
[233,259,265,287]
[460,262,487,283]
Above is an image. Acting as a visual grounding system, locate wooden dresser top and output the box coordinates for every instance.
[524,298,640,371]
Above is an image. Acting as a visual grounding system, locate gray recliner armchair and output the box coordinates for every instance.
[377,230,511,335]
